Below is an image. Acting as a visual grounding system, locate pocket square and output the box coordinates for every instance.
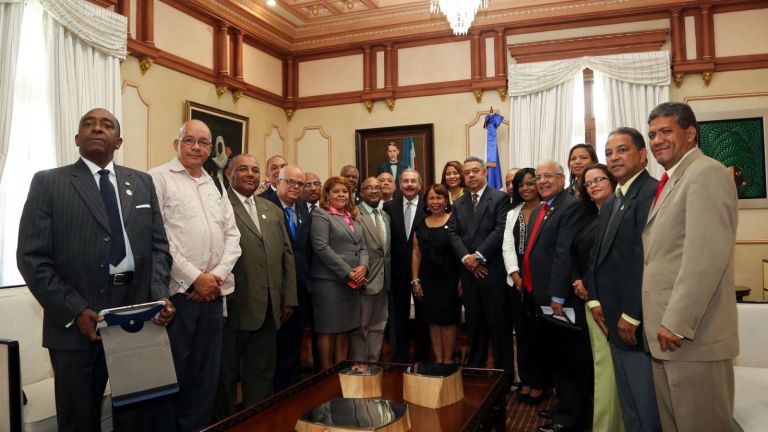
[136,204,151,209]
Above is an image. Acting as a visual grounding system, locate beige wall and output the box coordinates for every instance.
[671,68,768,301]
[153,0,214,69]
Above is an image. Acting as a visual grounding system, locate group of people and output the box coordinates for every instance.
[16,101,739,432]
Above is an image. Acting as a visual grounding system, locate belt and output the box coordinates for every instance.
[110,272,134,285]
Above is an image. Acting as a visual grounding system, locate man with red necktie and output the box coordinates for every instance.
[525,160,590,432]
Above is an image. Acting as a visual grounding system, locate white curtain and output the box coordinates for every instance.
[593,51,670,178]
[40,0,127,165]
[508,51,671,176]
[0,0,24,179]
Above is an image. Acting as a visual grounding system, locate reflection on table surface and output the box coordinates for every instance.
[203,361,508,432]
[300,397,406,428]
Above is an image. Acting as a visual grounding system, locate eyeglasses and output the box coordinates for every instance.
[584,176,609,188]
[280,178,305,188]
[362,185,382,192]
[534,172,562,181]
[304,181,322,188]
[178,136,212,148]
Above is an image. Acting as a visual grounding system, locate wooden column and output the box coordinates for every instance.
[670,8,684,63]
[117,0,130,38]
[470,32,481,80]
[363,45,372,92]
[216,23,229,78]
[700,4,714,60]
[285,57,296,103]
[384,43,394,90]
[494,28,505,77]
[141,0,154,46]
[233,30,244,81]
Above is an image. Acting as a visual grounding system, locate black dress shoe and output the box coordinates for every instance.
[515,392,530,403]
[537,423,579,432]
[538,409,552,418]
[526,392,544,405]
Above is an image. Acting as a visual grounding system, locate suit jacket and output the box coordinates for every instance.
[587,170,657,351]
[309,208,369,282]
[527,189,588,307]
[356,203,391,295]
[227,190,297,331]
[377,160,408,184]
[263,194,313,297]
[383,194,425,288]
[642,148,738,361]
[447,187,511,288]
[17,159,171,350]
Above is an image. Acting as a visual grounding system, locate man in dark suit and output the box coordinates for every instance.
[526,160,590,432]
[215,154,297,418]
[17,108,175,432]
[383,169,427,363]
[340,164,362,205]
[376,142,408,185]
[447,156,512,374]
[587,128,661,432]
[258,154,286,199]
[264,164,313,391]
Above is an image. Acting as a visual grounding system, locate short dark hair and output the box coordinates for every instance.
[423,183,451,214]
[567,144,599,181]
[648,102,698,138]
[579,163,617,216]
[511,167,536,207]
[608,127,646,150]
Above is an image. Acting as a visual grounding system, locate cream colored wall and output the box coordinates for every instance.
[398,41,471,86]
[298,54,363,97]
[153,0,214,69]
[243,45,283,96]
[672,68,768,301]
[714,9,768,57]
[120,56,287,170]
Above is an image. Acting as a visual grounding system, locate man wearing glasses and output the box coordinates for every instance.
[526,160,590,432]
[150,120,242,431]
[263,165,314,391]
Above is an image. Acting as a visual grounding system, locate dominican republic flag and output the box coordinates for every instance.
[403,136,416,169]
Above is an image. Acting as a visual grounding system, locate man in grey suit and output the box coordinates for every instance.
[447,156,512,374]
[215,154,297,418]
[587,127,661,432]
[642,102,738,432]
[351,177,391,362]
[17,108,175,432]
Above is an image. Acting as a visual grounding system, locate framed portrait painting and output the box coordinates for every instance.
[355,124,435,186]
[697,108,768,209]
[185,101,249,189]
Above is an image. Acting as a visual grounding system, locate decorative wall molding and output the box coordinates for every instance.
[120,81,151,170]
[294,126,332,180]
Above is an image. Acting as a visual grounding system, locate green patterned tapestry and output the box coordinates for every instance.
[699,117,766,200]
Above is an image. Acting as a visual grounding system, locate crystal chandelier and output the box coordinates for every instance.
[430,0,489,35]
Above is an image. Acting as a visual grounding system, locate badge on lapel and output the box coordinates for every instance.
[125,181,133,196]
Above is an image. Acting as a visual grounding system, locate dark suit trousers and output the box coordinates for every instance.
[610,343,661,432]
[512,289,547,388]
[215,301,277,420]
[168,293,223,432]
[536,307,593,428]
[50,344,175,432]
[388,280,430,363]
[463,279,513,374]
[273,288,311,391]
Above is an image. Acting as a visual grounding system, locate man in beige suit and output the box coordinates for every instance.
[350,177,391,361]
[215,154,297,419]
[642,102,738,432]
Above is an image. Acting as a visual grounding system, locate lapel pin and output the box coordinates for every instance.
[261,214,267,219]
[126,189,133,196]
[125,181,131,186]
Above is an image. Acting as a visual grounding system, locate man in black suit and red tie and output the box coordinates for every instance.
[447,156,512,375]
[526,160,590,432]
[17,108,175,432]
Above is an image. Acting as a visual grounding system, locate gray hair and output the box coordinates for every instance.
[400,168,422,183]
[464,156,486,167]
[538,160,564,174]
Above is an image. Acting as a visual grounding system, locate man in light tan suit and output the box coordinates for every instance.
[350,177,391,361]
[642,102,738,432]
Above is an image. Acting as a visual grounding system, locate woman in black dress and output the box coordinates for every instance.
[410,184,460,364]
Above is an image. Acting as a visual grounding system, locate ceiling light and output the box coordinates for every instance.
[430,0,489,36]
[266,0,277,6]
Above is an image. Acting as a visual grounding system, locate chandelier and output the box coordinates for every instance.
[430,0,489,35]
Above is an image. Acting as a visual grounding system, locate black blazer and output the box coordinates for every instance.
[527,189,588,307]
[447,187,511,287]
[264,193,313,296]
[587,170,658,350]
[17,159,171,350]
[377,160,409,184]
[383,194,424,287]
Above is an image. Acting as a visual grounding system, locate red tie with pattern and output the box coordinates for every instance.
[653,172,669,207]
[523,202,549,293]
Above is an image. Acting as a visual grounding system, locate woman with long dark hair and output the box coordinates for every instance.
[566,144,599,197]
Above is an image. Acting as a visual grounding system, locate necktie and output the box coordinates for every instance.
[285,207,297,239]
[522,202,549,293]
[244,197,261,233]
[98,169,126,266]
[601,190,624,246]
[653,172,669,207]
[309,203,316,213]
[373,208,386,242]
[472,193,479,215]
[404,201,413,239]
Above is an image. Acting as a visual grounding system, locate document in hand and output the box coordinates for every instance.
[538,306,579,331]
[98,301,178,406]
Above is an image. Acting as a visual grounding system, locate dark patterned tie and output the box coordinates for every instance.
[601,190,624,247]
[373,208,386,242]
[98,169,126,266]
[472,193,479,215]
[309,203,316,213]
